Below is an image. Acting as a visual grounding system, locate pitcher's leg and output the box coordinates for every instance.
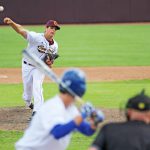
[32,69,45,112]
[22,64,33,107]
[22,80,33,107]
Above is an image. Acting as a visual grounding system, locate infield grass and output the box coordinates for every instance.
[0,80,150,108]
[0,24,150,67]
[0,130,96,150]
[0,131,22,150]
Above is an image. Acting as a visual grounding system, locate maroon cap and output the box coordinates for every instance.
[46,20,60,30]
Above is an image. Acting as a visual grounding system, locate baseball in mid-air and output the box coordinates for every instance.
[0,6,4,12]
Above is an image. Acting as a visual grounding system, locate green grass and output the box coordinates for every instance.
[0,80,150,108]
[0,130,96,150]
[68,133,96,150]
[0,24,150,67]
[0,79,150,150]
[0,131,22,150]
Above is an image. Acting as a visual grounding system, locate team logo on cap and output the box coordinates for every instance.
[64,80,72,86]
[138,102,145,110]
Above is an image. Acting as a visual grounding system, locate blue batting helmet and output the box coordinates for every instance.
[59,68,86,97]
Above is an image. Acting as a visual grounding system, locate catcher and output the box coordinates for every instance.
[4,17,60,120]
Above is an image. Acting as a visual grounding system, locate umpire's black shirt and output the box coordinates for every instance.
[92,121,150,150]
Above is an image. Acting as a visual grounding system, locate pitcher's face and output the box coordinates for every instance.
[45,26,57,39]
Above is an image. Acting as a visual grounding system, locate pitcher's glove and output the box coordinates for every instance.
[44,53,59,67]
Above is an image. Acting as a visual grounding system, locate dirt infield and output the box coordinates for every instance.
[0,66,150,84]
[0,107,125,130]
[0,66,150,131]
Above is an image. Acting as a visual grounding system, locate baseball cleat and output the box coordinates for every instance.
[29,103,34,110]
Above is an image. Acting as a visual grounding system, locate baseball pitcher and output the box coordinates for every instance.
[15,68,104,150]
[3,17,60,120]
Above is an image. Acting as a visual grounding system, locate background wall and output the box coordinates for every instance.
[0,0,150,24]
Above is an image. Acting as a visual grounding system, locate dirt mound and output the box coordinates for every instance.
[0,107,125,130]
[0,107,32,130]
[0,66,150,84]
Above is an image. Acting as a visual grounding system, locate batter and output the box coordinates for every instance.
[15,68,104,150]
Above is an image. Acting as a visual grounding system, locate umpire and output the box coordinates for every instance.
[89,90,150,150]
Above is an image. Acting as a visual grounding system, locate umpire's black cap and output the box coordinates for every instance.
[126,89,150,111]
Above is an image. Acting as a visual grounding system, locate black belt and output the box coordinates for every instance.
[24,61,34,67]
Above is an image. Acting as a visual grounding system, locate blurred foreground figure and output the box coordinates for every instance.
[89,90,150,150]
[15,68,104,150]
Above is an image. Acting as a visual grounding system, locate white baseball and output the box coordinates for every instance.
[0,6,4,12]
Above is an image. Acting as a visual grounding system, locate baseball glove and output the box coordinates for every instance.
[43,53,59,67]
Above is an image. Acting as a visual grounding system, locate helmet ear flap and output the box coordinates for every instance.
[59,84,75,98]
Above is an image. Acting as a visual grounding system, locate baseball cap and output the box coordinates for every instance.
[46,20,60,30]
[126,89,150,111]
[59,68,86,97]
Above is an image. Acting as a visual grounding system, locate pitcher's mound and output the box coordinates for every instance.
[0,107,125,130]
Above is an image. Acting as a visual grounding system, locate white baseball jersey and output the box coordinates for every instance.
[22,31,58,111]
[15,95,80,150]
[24,31,58,64]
